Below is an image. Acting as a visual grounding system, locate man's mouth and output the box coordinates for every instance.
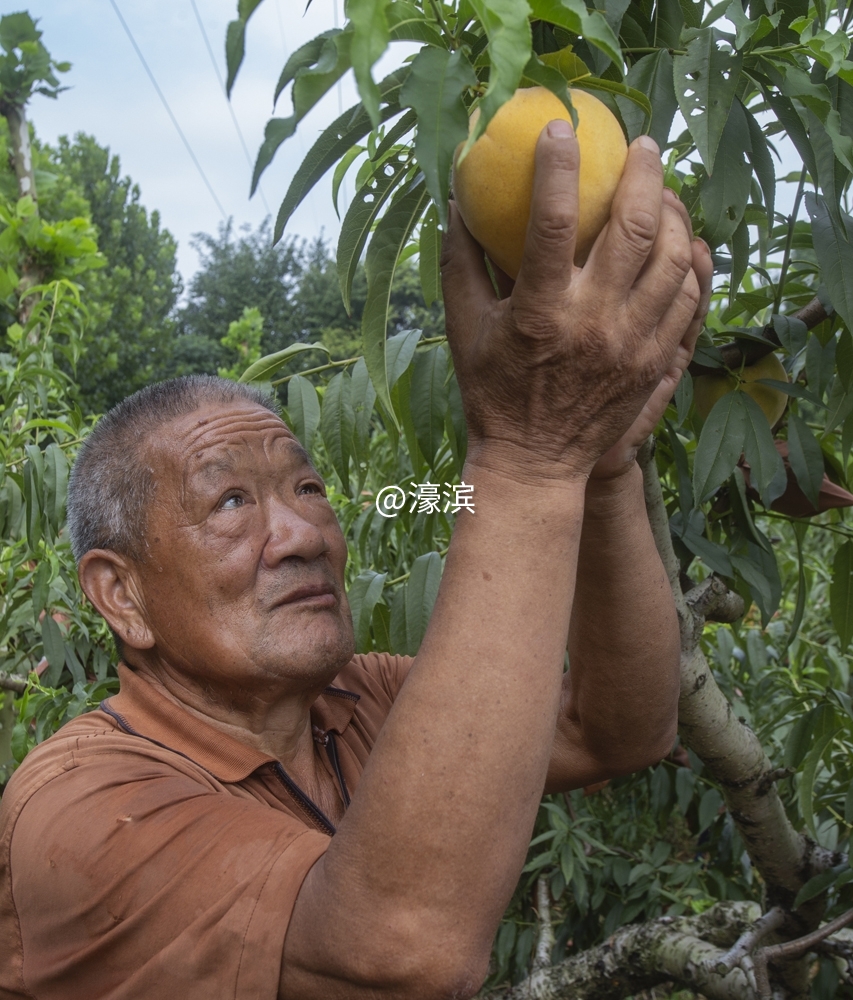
[274,583,337,608]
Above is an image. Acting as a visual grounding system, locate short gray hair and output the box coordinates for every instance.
[67,375,280,563]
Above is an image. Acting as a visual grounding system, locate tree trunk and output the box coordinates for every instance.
[3,103,38,205]
[0,102,43,330]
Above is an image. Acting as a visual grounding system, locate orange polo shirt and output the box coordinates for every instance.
[0,652,411,1000]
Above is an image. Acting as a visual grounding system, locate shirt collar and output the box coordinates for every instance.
[101,663,360,783]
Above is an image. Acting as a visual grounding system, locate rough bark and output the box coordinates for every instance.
[487,902,760,1000]
[638,438,840,998]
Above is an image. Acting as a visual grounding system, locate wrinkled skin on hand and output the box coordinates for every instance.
[441,123,714,484]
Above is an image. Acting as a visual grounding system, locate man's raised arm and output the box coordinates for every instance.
[280,124,701,1000]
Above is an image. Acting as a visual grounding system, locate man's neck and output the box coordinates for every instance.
[126,656,327,771]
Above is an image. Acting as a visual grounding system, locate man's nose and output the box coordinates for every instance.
[261,496,330,567]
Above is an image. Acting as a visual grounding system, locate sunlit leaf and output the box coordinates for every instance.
[362,178,430,416]
[401,46,476,228]
[239,342,328,383]
[418,203,441,308]
[287,375,322,451]
[273,68,409,243]
[673,27,743,173]
[457,0,532,162]
[693,391,748,505]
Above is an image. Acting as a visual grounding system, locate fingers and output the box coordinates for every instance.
[512,119,579,307]
[629,202,693,326]
[440,202,500,347]
[662,187,693,241]
[682,237,713,352]
[583,136,664,301]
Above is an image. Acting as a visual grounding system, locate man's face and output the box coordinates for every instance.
[128,400,354,698]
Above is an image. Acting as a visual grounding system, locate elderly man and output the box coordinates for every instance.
[0,125,711,999]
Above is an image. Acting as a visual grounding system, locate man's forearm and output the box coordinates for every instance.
[548,463,679,790]
[284,462,588,995]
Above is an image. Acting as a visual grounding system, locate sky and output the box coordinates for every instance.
[22,0,392,284]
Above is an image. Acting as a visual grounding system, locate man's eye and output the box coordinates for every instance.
[299,482,325,496]
[220,494,244,509]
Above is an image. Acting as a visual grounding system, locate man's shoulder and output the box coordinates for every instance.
[0,706,212,831]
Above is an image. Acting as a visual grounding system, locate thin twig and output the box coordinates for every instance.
[754,908,853,999]
[706,906,786,975]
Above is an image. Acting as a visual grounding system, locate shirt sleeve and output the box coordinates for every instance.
[9,744,329,1000]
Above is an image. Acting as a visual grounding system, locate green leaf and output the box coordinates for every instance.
[22,444,43,551]
[698,787,724,833]
[386,328,422,389]
[693,391,748,505]
[387,0,445,44]
[362,178,430,416]
[700,99,752,244]
[401,47,476,228]
[618,50,676,147]
[253,31,352,196]
[287,375,322,451]
[673,27,743,173]
[419,203,441,308]
[348,571,387,652]
[239,342,329,383]
[786,411,824,509]
[332,144,366,218]
[529,0,622,68]
[743,103,776,227]
[784,705,823,770]
[347,0,391,127]
[837,329,853,391]
[40,614,65,687]
[273,69,409,243]
[783,520,809,652]
[338,157,414,314]
[799,727,837,837]
[575,77,651,117]
[411,345,449,471]
[404,551,443,655]
[458,0,533,161]
[830,541,853,652]
[794,864,851,909]
[805,193,853,333]
[741,393,786,508]
[42,442,68,538]
[320,371,355,494]
[225,20,246,97]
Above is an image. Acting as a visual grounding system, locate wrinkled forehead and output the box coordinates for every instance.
[148,401,310,490]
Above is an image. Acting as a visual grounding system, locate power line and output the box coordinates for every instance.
[188,0,272,216]
[107,0,228,223]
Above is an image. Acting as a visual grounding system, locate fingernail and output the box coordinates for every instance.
[637,135,660,153]
[548,119,574,139]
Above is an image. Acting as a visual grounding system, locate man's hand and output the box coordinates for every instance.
[591,190,713,480]
[441,124,702,484]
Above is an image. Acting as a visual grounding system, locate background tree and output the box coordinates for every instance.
[225,1,853,997]
[0,122,182,412]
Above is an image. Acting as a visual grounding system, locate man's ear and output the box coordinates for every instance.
[78,550,155,651]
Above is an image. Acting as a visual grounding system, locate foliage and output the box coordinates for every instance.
[0,122,182,412]
[0,10,68,114]
[218,305,264,380]
[228,0,853,993]
[174,220,444,374]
